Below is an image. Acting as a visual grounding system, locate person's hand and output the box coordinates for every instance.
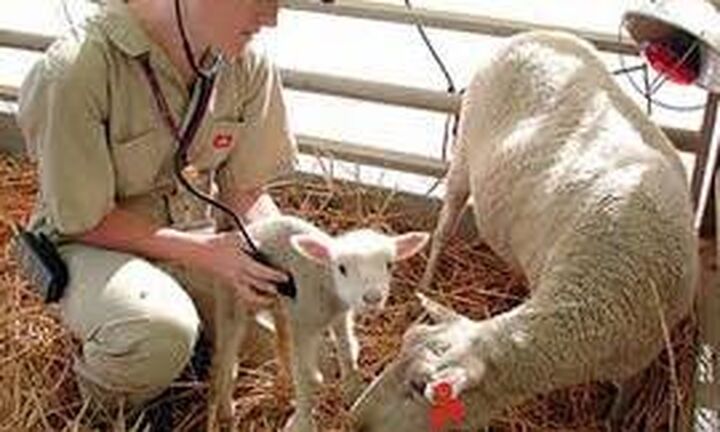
[194,231,288,308]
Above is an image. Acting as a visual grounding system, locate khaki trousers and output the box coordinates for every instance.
[58,243,203,411]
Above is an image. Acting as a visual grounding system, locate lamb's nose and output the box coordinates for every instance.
[363,290,382,305]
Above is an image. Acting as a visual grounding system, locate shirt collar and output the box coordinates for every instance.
[96,0,152,58]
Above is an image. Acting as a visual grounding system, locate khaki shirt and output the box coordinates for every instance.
[17,0,296,236]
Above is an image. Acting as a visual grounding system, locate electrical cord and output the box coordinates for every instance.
[403,0,456,93]
[400,0,460,195]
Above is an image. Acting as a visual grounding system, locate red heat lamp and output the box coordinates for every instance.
[623,0,720,93]
[641,32,702,85]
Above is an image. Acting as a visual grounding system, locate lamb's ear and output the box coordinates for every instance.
[290,234,332,264]
[393,232,430,261]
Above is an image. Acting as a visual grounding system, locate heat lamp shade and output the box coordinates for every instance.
[623,0,720,92]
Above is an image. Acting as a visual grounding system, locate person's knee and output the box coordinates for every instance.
[77,305,201,405]
[140,311,200,383]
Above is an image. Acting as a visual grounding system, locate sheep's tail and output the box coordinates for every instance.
[420,147,470,292]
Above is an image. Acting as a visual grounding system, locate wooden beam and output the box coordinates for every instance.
[0,84,19,102]
[297,134,447,178]
[0,4,639,57]
[0,29,52,51]
[283,0,638,56]
[0,108,447,177]
[281,69,460,113]
[0,29,459,113]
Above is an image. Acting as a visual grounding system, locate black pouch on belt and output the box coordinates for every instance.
[9,224,69,303]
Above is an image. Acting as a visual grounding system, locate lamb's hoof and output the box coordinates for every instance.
[282,413,314,432]
[207,416,235,432]
[207,404,236,432]
[275,381,294,407]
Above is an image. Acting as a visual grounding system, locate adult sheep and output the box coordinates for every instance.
[351,30,699,431]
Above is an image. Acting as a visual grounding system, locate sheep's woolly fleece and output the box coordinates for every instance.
[354,31,699,431]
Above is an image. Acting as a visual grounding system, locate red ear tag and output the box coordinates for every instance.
[212,133,234,149]
[429,381,466,431]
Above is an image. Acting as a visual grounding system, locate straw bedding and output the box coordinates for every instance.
[0,152,696,431]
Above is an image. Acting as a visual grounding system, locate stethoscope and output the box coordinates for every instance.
[139,0,296,299]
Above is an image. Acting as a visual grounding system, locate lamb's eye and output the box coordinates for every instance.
[386,262,392,272]
[338,264,348,276]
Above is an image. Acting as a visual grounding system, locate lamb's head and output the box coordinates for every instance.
[290,229,429,310]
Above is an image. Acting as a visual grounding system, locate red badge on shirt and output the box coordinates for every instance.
[212,133,234,150]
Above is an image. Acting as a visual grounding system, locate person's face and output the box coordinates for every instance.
[193,0,279,59]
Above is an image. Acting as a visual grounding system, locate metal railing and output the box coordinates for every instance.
[283,0,638,55]
[0,14,702,167]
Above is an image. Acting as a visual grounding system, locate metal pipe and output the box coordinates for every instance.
[283,0,638,55]
[296,134,448,177]
[0,30,459,113]
[0,83,700,154]
[281,69,460,113]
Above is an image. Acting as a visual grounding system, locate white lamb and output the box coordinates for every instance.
[206,214,428,432]
[351,30,699,431]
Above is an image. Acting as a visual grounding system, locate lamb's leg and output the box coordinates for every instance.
[284,332,323,432]
[420,152,471,291]
[207,291,248,432]
[271,302,294,404]
[333,311,366,402]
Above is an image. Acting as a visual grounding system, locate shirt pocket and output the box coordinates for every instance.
[110,129,174,198]
[189,119,247,172]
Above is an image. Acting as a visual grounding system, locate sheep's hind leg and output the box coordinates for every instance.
[421,155,471,292]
